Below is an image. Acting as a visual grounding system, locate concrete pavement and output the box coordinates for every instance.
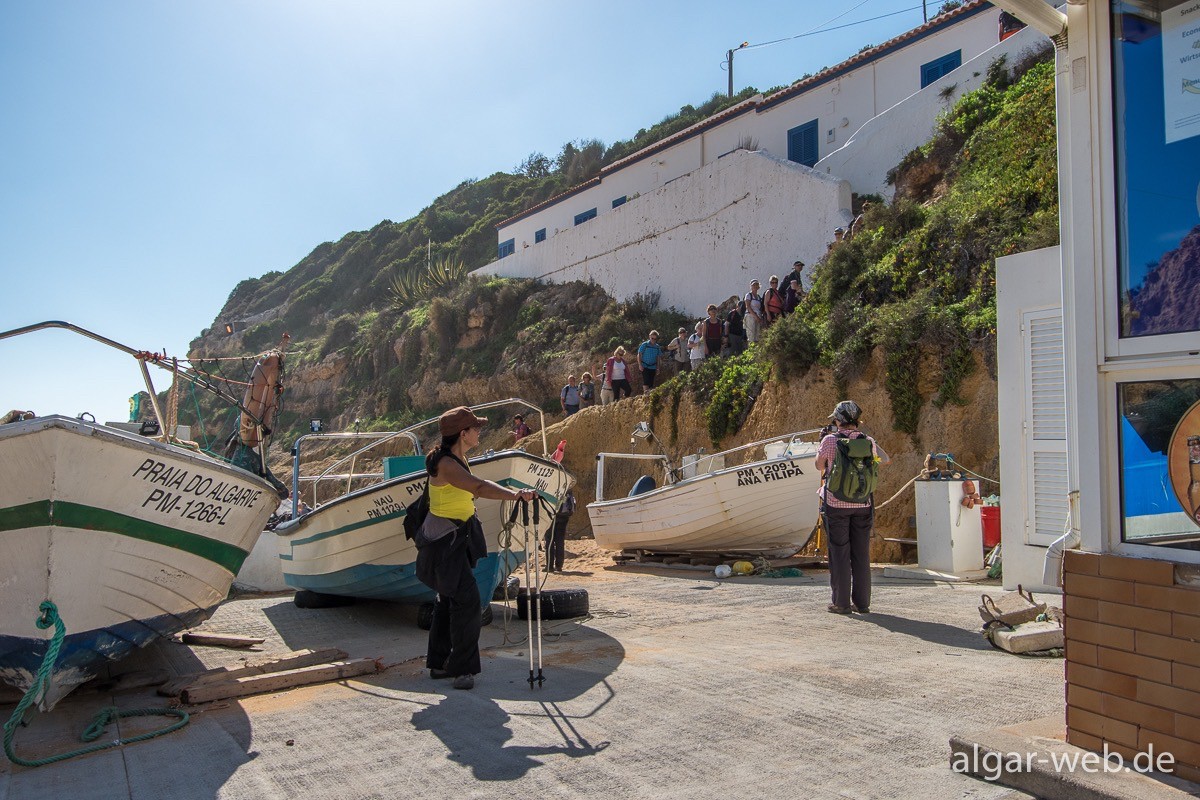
[3,566,1071,799]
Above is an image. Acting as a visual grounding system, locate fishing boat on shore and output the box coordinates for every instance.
[589,424,823,557]
[0,321,287,709]
[276,399,573,609]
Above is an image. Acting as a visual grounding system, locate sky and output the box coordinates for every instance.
[1,0,952,424]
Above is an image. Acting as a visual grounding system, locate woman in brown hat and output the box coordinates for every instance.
[417,406,536,690]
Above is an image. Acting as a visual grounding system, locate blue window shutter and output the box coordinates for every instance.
[920,50,962,88]
[612,196,627,209]
[574,208,597,225]
[535,228,546,243]
[787,120,819,167]
[497,238,515,259]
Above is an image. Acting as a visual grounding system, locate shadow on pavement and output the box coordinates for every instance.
[411,692,612,781]
[852,612,992,651]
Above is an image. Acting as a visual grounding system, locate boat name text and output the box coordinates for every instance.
[132,459,264,527]
[736,461,805,486]
[367,494,404,519]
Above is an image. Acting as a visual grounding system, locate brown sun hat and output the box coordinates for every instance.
[439,406,487,436]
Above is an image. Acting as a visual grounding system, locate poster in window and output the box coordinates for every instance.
[1162,1,1200,144]
[1167,398,1200,528]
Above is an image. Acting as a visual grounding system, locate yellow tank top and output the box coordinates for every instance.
[429,454,476,521]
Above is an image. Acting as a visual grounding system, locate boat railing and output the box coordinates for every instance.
[290,397,550,516]
[594,427,825,502]
[594,453,671,502]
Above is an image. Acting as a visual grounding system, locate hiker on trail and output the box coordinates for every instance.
[561,375,581,416]
[763,275,785,326]
[782,261,805,295]
[511,414,531,441]
[579,372,596,408]
[637,330,663,392]
[606,346,633,401]
[849,202,871,240]
[725,296,746,355]
[687,321,707,370]
[784,278,804,315]
[545,488,576,573]
[703,305,723,358]
[744,280,764,343]
[813,400,889,616]
[419,406,536,690]
[666,326,690,373]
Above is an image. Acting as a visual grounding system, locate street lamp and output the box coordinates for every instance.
[726,42,749,98]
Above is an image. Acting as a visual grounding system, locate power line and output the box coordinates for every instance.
[743,4,927,52]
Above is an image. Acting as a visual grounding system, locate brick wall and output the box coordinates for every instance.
[1063,550,1200,783]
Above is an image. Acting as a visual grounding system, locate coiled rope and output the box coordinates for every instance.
[2,601,189,768]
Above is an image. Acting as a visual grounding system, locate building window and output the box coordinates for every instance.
[612,196,627,208]
[497,238,515,259]
[1112,0,1200,339]
[787,120,819,167]
[920,50,962,88]
[534,228,546,243]
[1117,379,1200,549]
[574,208,597,225]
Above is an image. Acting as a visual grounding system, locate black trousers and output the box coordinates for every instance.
[824,505,874,610]
[425,552,482,677]
[641,367,657,390]
[611,379,632,399]
[544,515,568,571]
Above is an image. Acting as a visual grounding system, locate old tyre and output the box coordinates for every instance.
[516,588,590,621]
[293,590,356,609]
[417,602,495,630]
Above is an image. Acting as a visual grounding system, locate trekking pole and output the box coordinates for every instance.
[531,497,546,688]
[519,498,537,688]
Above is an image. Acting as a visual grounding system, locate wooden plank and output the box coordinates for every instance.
[159,648,347,696]
[181,658,379,704]
[181,632,266,649]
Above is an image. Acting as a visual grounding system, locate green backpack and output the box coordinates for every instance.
[827,434,878,504]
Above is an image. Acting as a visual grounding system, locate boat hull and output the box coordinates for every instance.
[588,452,822,556]
[277,451,573,606]
[0,416,277,708]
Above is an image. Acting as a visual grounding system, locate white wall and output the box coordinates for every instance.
[496,4,1003,258]
[996,245,1063,593]
[817,24,1049,200]
[479,149,852,316]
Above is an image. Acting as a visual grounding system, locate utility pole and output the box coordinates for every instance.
[922,0,928,23]
[726,42,749,98]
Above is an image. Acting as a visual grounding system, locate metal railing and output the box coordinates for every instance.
[594,427,824,502]
[290,397,550,516]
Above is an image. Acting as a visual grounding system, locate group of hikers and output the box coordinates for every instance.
[547,259,813,415]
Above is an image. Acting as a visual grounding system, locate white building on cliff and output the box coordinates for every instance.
[476,0,1049,314]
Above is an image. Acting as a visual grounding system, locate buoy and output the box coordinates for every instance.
[714,564,732,578]
[732,560,754,575]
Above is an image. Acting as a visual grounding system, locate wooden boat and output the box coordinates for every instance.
[0,321,286,709]
[276,399,574,608]
[588,428,823,557]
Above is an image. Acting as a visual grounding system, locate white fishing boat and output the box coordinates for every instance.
[589,425,824,557]
[0,321,287,709]
[277,399,574,607]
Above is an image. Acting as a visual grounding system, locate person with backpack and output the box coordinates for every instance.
[545,488,576,572]
[813,400,889,615]
[637,330,663,392]
[763,275,785,326]
[560,375,581,416]
[743,279,764,343]
[725,295,746,355]
[417,406,536,690]
[666,326,690,373]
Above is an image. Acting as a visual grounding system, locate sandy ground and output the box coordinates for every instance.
[1,558,1062,800]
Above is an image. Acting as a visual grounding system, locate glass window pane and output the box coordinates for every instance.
[1111,1,1200,338]
[1118,379,1200,549]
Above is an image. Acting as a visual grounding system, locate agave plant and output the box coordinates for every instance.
[390,255,470,306]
